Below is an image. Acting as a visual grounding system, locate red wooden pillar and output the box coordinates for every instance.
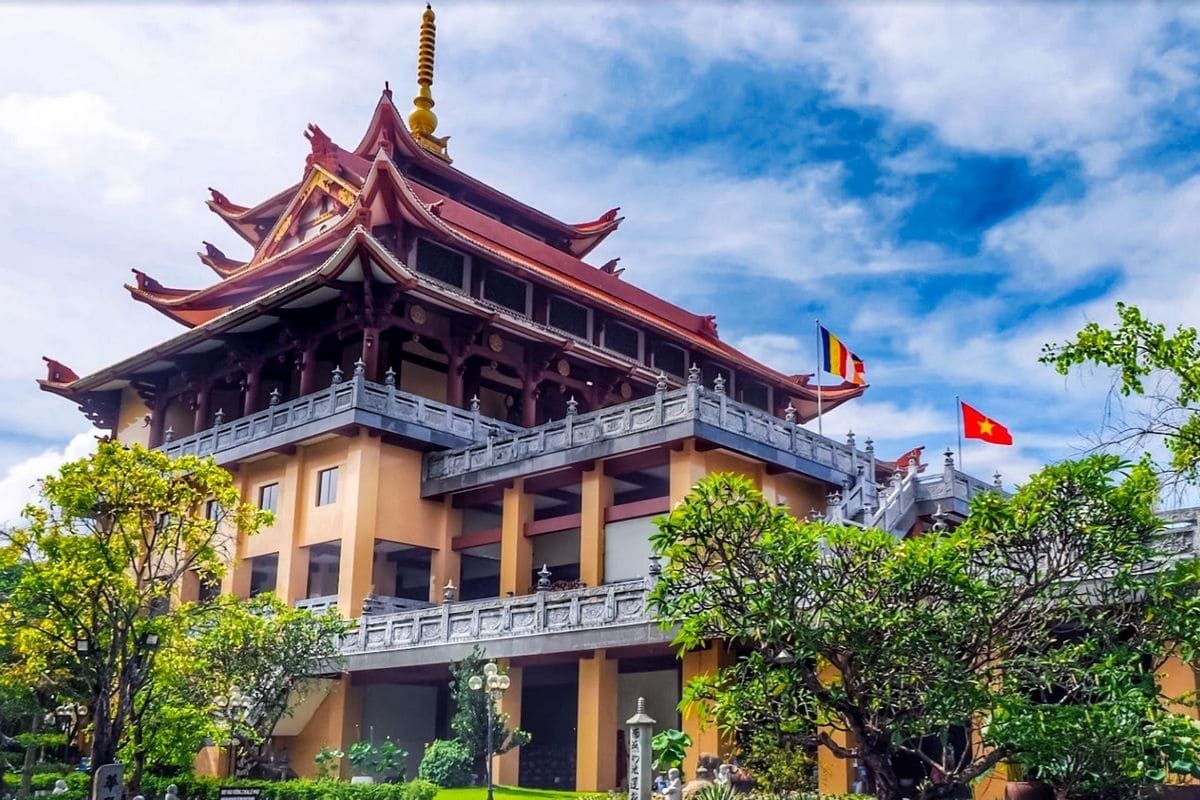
[193,383,210,432]
[299,341,319,395]
[242,363,262,416]
[447,350,466,409]
[361,327,381,382]
[521,376,539,427]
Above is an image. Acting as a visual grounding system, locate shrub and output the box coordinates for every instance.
[140,776,438,800]
[418,739,473,787]
[738,732,816,794]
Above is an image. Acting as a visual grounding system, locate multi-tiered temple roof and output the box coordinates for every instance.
[40,5,865,433]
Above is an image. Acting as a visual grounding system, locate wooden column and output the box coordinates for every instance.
[521,377,539,427]
[493,661,524,785]
[500,479,534,596]
[193,383,211,432]
[299,341,319,395]
[580,464,612,587]
[576,649,619,791]
[242,362,263,416]
[361,326,381,382]
[447,348,467,409]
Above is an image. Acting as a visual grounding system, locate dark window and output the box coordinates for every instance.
[316,467,339,506]
[198,574,221,604]
[548,296,590,339]
[483,269,529,315]
[652,341,687,378]
[603,320,641,359]
[249,553,278,596]
[205,499,220,521]
[258,483,279,513]
[741,379,769,410]
[415,239,466,287]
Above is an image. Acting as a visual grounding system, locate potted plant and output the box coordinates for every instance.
[651,728,692,783]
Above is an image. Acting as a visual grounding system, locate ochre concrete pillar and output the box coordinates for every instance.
[816,727,856,796]
[580,465,613,587]
[576,649,619,791]
[493,662,524,785]
[338,433,381,616]
[1161,654,1200,718]
[669,440,707,504]
[193,745,230,778]
[680,646,732,778]
[281,677,363,779]
[500,480,534,597]
[275,450,309,605]
[431,497,462,603]
[223,470,254,598]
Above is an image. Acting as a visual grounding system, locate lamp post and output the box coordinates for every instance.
[214,689,252,778]
[467,661,511,800]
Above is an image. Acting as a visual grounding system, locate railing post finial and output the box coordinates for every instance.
[931,503,948,533]
[470,395,481,413]
[269,387,281,407]
[687,363,701,385]
[648,553,662,578]
[566,396,578,417]
[164,426,174,443]
[713,373,726,395]
[846,429,855,448]
[993,471,1003,489]
[656,372,668,393]
[213,408,226,426]
[353,358,366,378]
[784,403,796,423]
[385,366,396,387]
[537,564,552,592]
[864,437,874,455]
[944,447,955,469]
[443,580,456,603]
[331,365,344,385]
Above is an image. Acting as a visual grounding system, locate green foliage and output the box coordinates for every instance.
[313,746,345,781]
[449,647,531,779]
[987,663,1200,800]
[417,739,474,787]
[0,441,270,777]
[140,775,438,800]
[736,731,815,795]
[650,728,691,773]
[1043,302,1200,481]
[693,783,735,800]
[347,740,407,779]
[650,464,1196,800]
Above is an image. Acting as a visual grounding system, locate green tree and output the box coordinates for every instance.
[1042,302,1200,484]
[649,464,1199,800]
[0,441,270,789]
[178,594,351,778]
[448,648,530,782]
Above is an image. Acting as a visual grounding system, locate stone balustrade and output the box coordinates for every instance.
[294,595,339,614]
[160,371,522,463]
[340,576,659,660]
[424,377,868,489]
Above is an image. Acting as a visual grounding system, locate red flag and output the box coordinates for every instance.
[961,401,1013,446]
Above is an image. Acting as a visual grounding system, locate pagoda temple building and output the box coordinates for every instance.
[36,7,1068,798]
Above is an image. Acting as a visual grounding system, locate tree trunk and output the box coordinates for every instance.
[861,750,902,800]
[19,709,41,799]
[127,724,145,795]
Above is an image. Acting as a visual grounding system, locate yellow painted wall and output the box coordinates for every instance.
[375,446,450,550]
[114,386,151,447]
[494,662,524,785]
[276,678,363,779]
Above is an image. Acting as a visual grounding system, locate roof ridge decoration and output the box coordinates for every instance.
[408,4,451,163]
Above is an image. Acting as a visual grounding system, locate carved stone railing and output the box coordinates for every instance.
[341,577,656,655]
[425,377,867,484]
[295,595,339,614]
[361,593,434,615]
[160,371,522,461]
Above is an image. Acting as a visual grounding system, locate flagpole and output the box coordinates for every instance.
[955,394,963,469]
[815,319,823,437]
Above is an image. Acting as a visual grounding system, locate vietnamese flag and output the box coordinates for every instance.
[960,401,1013,446]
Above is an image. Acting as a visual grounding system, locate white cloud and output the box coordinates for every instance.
[0,431,100,525]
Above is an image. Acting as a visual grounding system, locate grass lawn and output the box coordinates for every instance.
[435,787,588,800]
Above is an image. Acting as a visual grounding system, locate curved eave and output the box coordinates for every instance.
[354,93,619,248]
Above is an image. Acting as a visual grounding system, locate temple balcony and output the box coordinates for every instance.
[159,366,523,465]
[338,573,667,671]
[423,372,869,497]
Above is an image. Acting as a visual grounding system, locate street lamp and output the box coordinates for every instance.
[467,661,511,800]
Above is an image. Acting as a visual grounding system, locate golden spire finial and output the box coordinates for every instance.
[408,3,451,162]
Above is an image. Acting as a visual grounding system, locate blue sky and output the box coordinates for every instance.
[1,2,1199,519]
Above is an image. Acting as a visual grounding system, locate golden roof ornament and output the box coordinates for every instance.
[408,3,452,162]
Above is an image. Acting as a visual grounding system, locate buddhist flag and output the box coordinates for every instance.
[960,401,1013,446]
[820,326,866,386]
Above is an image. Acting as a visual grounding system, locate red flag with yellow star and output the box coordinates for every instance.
[961,401,1013,446]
